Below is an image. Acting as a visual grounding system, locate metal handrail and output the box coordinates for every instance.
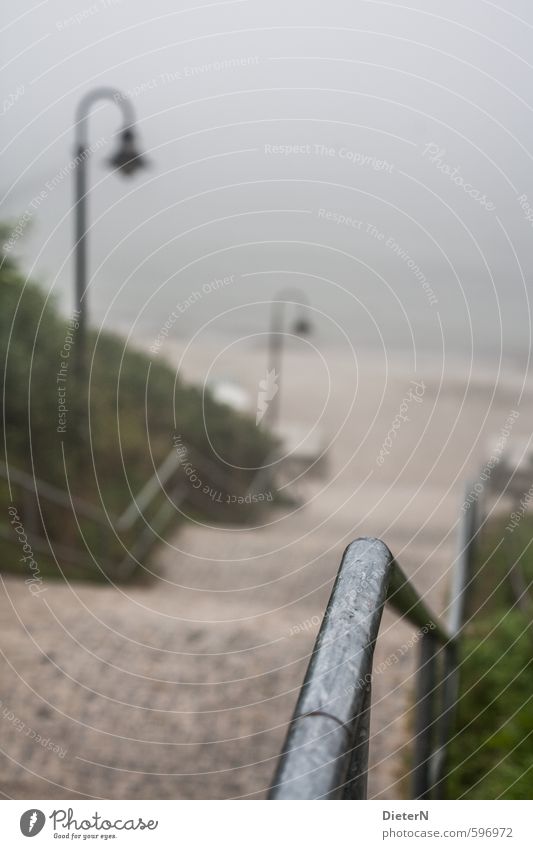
[1,456,187,573]
[116,443,246,531]
[1,445,266,574]
[0,461,108,526]
[269,489,480,800]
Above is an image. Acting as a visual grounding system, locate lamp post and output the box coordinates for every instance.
[265,288,312,430]
[73,87,147,381]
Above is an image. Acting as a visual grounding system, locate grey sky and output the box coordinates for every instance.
[2,0,533,368]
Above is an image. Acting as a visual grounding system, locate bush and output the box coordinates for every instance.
[447,515,533,798]
[1,247,275,581]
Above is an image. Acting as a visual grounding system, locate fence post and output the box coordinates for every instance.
[412,631,438,799]
[343,681,372,799]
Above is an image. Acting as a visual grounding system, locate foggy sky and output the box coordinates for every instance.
[3,0,533,369]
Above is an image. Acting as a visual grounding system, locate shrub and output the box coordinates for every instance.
[1,247,275,581]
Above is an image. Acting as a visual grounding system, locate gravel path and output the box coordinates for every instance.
[0,348,527,799]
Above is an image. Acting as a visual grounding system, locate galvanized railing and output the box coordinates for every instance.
[0,446,253,578]
[268,488,479,800]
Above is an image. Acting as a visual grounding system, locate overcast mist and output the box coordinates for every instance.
[3,0,533,370]
[5,0,533,811]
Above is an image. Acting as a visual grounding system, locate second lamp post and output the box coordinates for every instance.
[265,288,312,430]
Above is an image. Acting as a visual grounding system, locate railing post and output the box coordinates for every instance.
[432,482,479,795]
[343,681,372,799]
[431,640,458,797]
[412,631,438,799]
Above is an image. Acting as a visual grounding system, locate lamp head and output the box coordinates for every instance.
[108,128,147,176]
[292,316,312,337]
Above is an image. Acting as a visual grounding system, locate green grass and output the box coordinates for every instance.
[1,244,275,582]
[446,514,533,799]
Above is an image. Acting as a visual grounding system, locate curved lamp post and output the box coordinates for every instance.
[73,86,147,380]
[265,287,313,430]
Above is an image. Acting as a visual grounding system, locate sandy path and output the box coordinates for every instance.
[0,344,529,799]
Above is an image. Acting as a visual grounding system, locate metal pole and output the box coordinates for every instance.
[431,484,480,795]
[70,87,146,478]
[74,144,88,382]
[265,301,283,430]
[264,288,311,431]
[412,631,438,799]
[343,681,372,798]
[72,87,138,383]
